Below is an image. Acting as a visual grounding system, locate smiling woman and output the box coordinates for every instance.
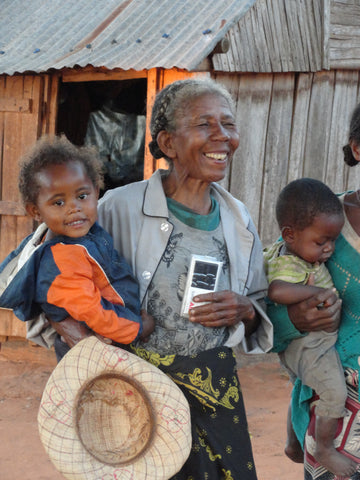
[92,78,273,479]
[149,81,240,205]
[155,94,239,194]
[29,79,273,480]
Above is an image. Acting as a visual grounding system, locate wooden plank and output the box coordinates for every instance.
[325,70,359,192]
[214,74,241,191]
[251,3,272,72]
[260,74,295,247]
[0,74,44,338]
[303,70,335,180]
[1,76,24,261]
[0,308,26,338]
[0,76,26,337]
[16,75,42,244]
[263,0,282,72]
[283,1,306,71]
[62,67,147,83]
[227,73,273,231]
[243,4,260,71]
[47,75,60,135]
[0,97,32,113]
[232,20,252,71]
[144,69,157,180]
[302,0,323,71]
[330,1,360,69]
[40,74,59,135]
[161,68,207,86]
[322,0,330,69]
[288,73,313,182]
[271,0,291,72]
[0,201,26,216]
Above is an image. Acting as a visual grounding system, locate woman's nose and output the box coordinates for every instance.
[211,123,230,140]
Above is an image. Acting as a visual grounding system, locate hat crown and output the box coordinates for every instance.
[75,372,155,465]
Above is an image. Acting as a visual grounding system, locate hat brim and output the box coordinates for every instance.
[38,336,192,480]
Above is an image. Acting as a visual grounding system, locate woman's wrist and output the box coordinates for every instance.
[49,317,93,348]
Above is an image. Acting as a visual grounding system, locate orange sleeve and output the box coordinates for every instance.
[46,243,141,344]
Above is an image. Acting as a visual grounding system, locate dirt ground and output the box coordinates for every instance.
[0,339,304,480]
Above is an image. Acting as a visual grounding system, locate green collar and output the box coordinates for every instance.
[166,196,220,231]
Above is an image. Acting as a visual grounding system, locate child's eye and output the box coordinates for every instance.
[54,200,64,207]
[79,193,88,200]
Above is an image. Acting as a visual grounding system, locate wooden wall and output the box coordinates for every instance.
[213,0,327,73]
[2,0,360,340]
[213,0,360,74]
[330,0,360,69]
[0,74,58,339]
[0,68,202,339]
[216,70,360,248]
[2,67,360,339]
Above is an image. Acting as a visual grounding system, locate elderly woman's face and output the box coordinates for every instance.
[168,93,240,183]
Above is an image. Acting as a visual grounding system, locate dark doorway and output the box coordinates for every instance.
[57,78,147,193]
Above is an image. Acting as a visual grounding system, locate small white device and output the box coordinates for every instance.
[180,254,223,317]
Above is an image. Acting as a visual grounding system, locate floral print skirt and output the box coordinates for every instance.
[133,345,258,480]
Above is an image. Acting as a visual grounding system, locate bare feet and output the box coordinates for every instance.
[285,403,304,463]
[315,415,358,476]
[285,437,304,463]
[314,445,358,477]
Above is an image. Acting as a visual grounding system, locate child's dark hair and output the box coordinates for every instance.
[343,103,360,166]
[19,135,104,206]
[276,178,344,231]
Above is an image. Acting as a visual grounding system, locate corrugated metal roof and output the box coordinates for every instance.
[0,0,256,75]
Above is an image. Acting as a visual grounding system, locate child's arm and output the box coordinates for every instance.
[48,309,155,348]
[268,279,327,305]
[39,243,147,344]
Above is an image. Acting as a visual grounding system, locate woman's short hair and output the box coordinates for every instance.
[19,134,104,206]
[149,78,235,163]
[276,178,343,231]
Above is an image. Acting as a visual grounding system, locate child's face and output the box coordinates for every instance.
[27,161,99,238]
[285,212,344,264]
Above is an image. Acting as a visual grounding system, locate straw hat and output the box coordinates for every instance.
[38,336,192,479]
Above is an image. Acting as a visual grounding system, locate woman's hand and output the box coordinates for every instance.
[188,290,259,335]
[49,317,99,348]
[139,309,155,342]
[287,287,342,333]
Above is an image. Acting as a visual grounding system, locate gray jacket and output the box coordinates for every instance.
[97,170,273,354]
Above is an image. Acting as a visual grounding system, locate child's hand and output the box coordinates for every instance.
[139,309,155,342]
